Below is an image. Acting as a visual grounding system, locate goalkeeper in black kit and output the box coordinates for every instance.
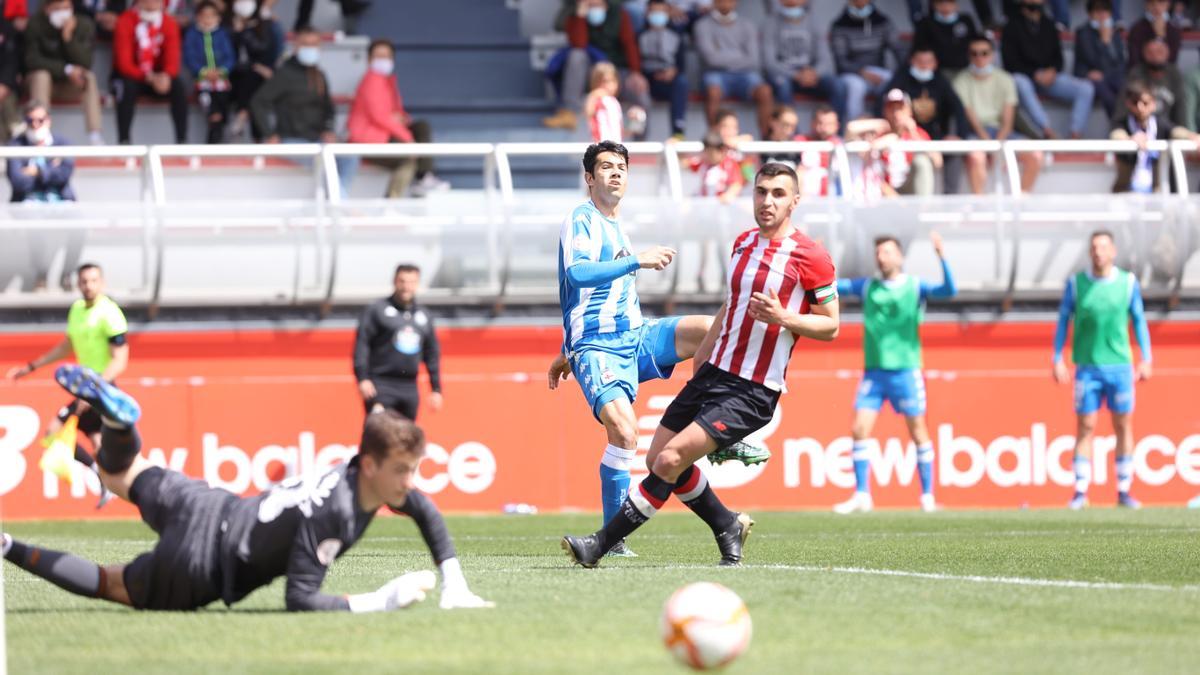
[2,365,492,612]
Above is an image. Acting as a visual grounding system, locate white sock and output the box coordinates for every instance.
[88,130,105,145]
[2,532,12,556]
[1073,456,1092,494]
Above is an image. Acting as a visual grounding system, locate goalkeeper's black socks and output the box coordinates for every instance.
[3,534,103,598]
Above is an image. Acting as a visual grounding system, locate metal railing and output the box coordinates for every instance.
[2,140,1198,311]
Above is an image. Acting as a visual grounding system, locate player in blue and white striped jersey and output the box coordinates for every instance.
[548,141,766,558]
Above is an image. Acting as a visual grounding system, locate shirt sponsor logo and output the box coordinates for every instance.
[395,327,422,355]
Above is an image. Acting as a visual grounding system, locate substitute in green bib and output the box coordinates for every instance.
[833,233,956,514]
[6,263,129,506]
[1053,230,1151,510]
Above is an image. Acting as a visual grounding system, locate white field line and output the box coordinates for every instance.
[747,564,1200,592]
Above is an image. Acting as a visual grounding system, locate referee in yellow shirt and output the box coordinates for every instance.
[6,263,129,504]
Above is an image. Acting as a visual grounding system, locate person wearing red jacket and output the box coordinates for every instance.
[112,0,187,144]
[543,0,650,134]
[347,39,448,198]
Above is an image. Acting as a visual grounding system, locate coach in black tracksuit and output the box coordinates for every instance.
[353,264,443,420]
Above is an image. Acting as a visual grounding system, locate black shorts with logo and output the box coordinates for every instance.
[123,467,237,611]
[660,363,780,447]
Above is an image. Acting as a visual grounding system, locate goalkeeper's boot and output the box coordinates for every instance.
[561,534,604,569]
[706,439,771,466]
[54,365,141,427]
[715,512,754,567]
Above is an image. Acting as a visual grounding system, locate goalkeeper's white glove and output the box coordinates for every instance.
[347,570,437,613]
[438,558,495,610]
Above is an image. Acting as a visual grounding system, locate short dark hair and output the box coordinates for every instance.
[76,262,102,276]
[647,0,669,5]
[195,0,221,14]
[1124,80,1151,103]
[368,38,394,57]
[874,236,902,250]
[812,103,837,119]
[755,162,799,192]
[395,263,420,277]
[1091,229,1115,243]
[360,410,425,461]
[968,35,994,49]
[23,100,48,118]
[910,45,936,60]
[1086,0,1112,12]
[701,130,726,150]
[713,108,737,126]
[582,140,629,175]
[294,24,319,36]
[771,104,797,121]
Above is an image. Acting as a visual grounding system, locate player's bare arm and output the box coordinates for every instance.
[101,342,130,382]
[637,245,677,271]
[748,289,839,341]
[692,302,726,367]
[548,351,571,390]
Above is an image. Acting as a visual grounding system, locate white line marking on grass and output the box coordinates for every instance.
[746,564,1200,592]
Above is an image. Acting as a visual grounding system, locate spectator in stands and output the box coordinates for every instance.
[251,25,333,144]
[831,0,903,125]
[908,1,1076,31]
[693,0,772,137]
[294,0,368,34]
[796,104,841,197]
[689,129,743,202]
[2,0,29,30]
[848,89,939,198]
[880,46,968,143]
[1110,81,1199,193]
[25,0,104,145]
[1128,0,1180,68]
[347,38,448,199]
[73,1,123,41]
[763,0,846,125]
[1120,39,1187,129]
[912,0,979,79]
[113,0,188,144]
[544,0,650,134]
[638,0,687,139]
[0,11,19,142]
[6,101,75,202]
[954,35,1042,193]
[710,107,755,185]
[229,0,283,141]
[760,104,801,168]
[585,62,623,142]
[1073,0,1125,120]
[1002,0,1093,139]
[183,1,233,143]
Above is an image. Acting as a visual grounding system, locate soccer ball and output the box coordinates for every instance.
[660,582,752,670]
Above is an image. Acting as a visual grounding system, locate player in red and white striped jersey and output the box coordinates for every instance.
[563,162,839,568]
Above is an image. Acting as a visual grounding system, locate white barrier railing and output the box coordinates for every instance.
[2,141,1198,310]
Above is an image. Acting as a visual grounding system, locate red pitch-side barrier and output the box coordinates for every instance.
[1,323,1198,519]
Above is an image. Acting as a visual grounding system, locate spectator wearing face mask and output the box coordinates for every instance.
[911,0,978,79]
[228,0,283,141]
[762,0,846,126]
[693,0,772,137]
[1128,0,1180,68]
[1118,39,1186,130]
[1002,0,1094,139]
[183,1,234,143]
[7,101,75,203]
[1074,0,1125,120]
[881,45,967,192]
[25,0,104,145]
[638,0,687,139]
[831,1,903,125]
[347,38,449,198]
[544,0,651,134]
[112,0,187,143]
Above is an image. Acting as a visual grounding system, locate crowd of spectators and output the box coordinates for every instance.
[3,0,448,200]
[544,0,1200,197]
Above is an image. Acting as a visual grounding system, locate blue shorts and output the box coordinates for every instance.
[702,70,765,101]
[569,317,684,420]
[1074,365,1135,414]
[854,369,926,417]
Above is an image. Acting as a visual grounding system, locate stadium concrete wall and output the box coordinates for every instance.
[1,322,1197,519]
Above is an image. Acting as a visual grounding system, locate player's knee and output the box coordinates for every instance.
[604,417,639,449]
[1076,416,1097,437]
[651,450,683,478]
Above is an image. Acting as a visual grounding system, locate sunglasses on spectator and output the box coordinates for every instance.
[25,115,48,126]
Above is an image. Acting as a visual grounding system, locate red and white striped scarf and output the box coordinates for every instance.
[134,15,164,76]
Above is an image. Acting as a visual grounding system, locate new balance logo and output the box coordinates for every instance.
[712,420,728,432]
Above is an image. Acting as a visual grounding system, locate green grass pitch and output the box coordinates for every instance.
[4,509,1199,674]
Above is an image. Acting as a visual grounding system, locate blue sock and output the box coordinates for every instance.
[600,444,635,525]
[917,442,934,496]
[852,440,872,494]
